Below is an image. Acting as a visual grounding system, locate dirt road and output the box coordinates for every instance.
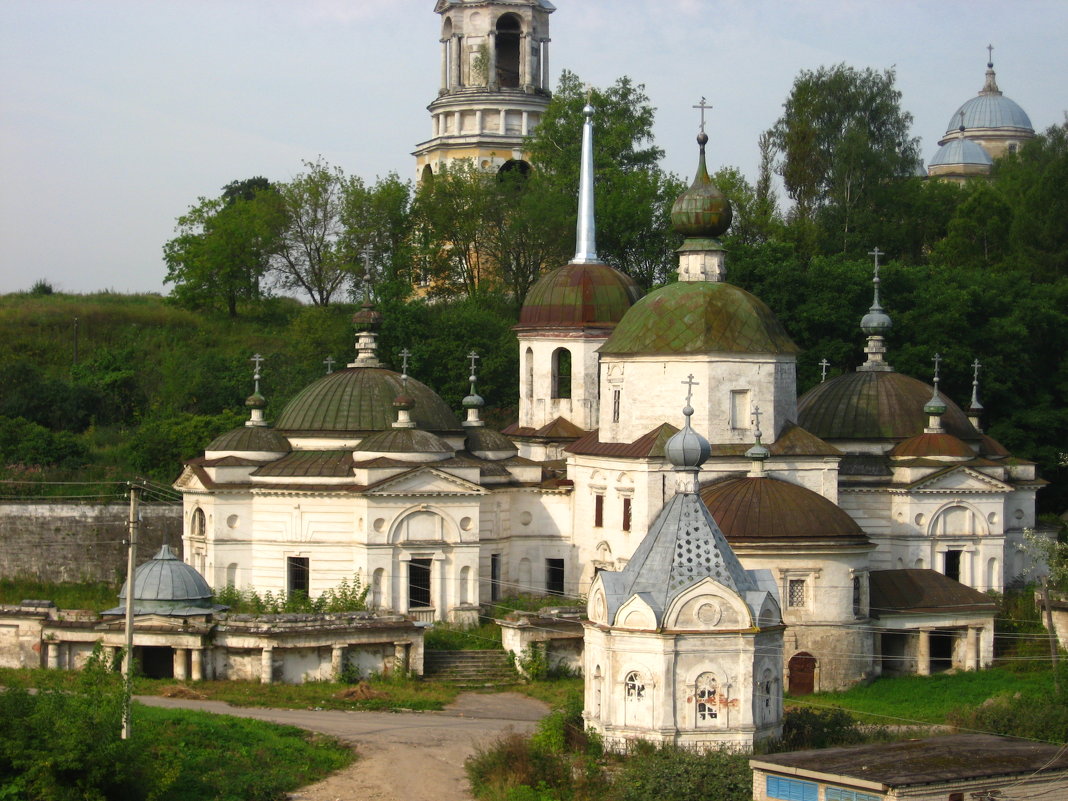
[136,692,549,801]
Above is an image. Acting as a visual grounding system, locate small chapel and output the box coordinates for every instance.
[175,0,1049,704]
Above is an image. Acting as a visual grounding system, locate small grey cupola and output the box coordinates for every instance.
[106,544,220,616]
[968,358,984,432]
[663,374,712,490]
[859,247,894,372]
[573,101,600,264]
[924,353,948,433]
[349,296,384,368]
[745,405,771,477]
[392,348,417,429]
[245,353,268,427]
[462,350,485,427]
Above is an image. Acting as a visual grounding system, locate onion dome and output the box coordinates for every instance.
[600,281,798,356]
[352,427,454,463]
[206,425,290,454]
[352,298,383,332]
[275,367,461,436]
[700,477,869,544]
[798,371,977,441]
[245,391,266,410]
[114,545,214,614]
[944,60,1033,136]
[891,432,974,459]
[517,262,642,328]
[664,387,711,471]
[929,138,994,168]
[670,131,732,239]
[924,392,948,417]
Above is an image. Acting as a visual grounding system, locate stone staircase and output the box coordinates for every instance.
[423,649,519,686]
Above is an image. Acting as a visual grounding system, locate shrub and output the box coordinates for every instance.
[613,743,752,801]
[768,706,868,752]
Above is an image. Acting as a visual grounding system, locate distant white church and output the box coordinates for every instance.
[176,1,1049,707]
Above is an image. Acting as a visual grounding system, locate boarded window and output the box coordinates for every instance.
[594,494,604,527]
[490,553,501,601]
[286,556,309,596]
[695,672,717,721]
[622,497,632,532]
[624,671,645,701]
[766,775,817,801]
[729,389,750,429]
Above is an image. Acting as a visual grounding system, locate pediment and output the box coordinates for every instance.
[909,465,1012,494]
[613,594,657,630]
[365,466,485,496]
[664,577,752,631]
[174,466,207,491]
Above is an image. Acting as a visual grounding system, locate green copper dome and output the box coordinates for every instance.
[600,281,799,356]
[798,371,976,441]
[276,367,461,436]
[517,262,642,329]
[670,134,732,239]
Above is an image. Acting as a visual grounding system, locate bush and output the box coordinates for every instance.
[946,665,1068,742]
[768,706,869,752]
[613,743,752,801]
[213,573,369,614]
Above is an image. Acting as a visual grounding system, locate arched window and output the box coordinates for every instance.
[494,14,521,88]
[695,672,717,722]
[225,563,238,588]
[191,508,206,537]
[524,347,534,399]
[421,164,433,183]
[986,557,999,590]
[551,347,571,399]
[624,671,645,701]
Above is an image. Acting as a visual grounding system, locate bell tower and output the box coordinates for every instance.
[413,1,554,180]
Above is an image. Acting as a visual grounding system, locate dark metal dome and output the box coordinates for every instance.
[700,477,868,544]
[670,134,732,239]
[117,545,213,613]
[891,432,974,459]
[798,371,977,441]
[207,425,291,453]
[275,367,461,436]
[517,262,642,329]
[600,281,799,356]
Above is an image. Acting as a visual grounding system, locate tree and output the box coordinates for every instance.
[768,64,920,255]
[163,177,281,316]
[269,158,358,306]
[340,173,415,298]
[526,71,683,289]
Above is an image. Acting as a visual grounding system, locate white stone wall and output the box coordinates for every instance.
[517,335,606,432]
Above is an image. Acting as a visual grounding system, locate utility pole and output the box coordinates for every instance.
[122,482,141,740]
[1039,575,1060,693]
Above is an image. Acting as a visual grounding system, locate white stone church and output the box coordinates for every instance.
[176,0,1049,714]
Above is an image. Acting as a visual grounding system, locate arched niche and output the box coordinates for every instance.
[494,13,521,87]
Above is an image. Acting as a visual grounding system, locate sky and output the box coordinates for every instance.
[1,0,1065,296]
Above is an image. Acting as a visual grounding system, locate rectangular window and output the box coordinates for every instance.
[853,576,862,617]
[594,494,604,527]
[490,553,501,602]
[944,549,962,582]
[788,579,806,608]
[622,497,632,532]
[612,389,621,423]
[409,558,432,608]
[546,558,565,596]
[287,556,310,596]
[729,389,751,429]
[766,775,818,801]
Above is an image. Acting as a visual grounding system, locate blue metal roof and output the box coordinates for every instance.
[930,138,993,167]
[946,94,1033,134]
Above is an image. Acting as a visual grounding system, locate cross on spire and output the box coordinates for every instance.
[692,97,712,133]
[399,348,412,378]
[250,353,264,395]
[751,405,763,440]
[819,358,830,382]
[467,350,480,378]
[868,247,884,279]
[987,43,994,67]
[682,374,697,410]
[324,356,335,374]
[932,352,942,387]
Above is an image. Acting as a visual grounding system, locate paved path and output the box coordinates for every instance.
[136,692,550,801]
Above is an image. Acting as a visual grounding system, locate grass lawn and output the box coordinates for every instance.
[135,703,353,801]
[790,666,1058,725]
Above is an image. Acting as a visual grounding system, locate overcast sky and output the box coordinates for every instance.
[1,0,1065,296]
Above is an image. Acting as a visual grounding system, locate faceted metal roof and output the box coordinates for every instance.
[699,477,868,545]
[946,94,1032,134]
[464,427,518,457]
[207,425,291,453]
[929,138,993,167]
[600,281,799,356]
[891,432,974,459]
[517,262,642,329]
[798,370,976,441]
[275,367,461,435]
[118,545,213,612]
[869,569,997,615]
[253,450,354,477]
[357,428,454,455]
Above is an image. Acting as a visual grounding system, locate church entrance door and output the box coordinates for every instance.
[788,652,816,695]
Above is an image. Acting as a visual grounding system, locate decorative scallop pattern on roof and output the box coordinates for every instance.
[356,428,454,456]
[891,432,974,459]
[119,545,212,607]
[207,425,291,453]
[929,138,993,167]
[798,371,976,441]
[600,281,799,356]
[700,477,868,543]
[275,367,461,435]
[946,94,1032,135]
[517,262,642,328]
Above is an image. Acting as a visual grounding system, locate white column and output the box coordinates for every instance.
[966,626,981,670]
[452,35,463,88]
[173,648,188,681]
[521,110,530,136]
[47,641,60,670]
[487,32,497,89]
[475,109,483,135]
[917,628,932,676]
[440,39,448,91]
[261,647,273,684]
[541,39,550,89]
[520,33,530,88]
[393,641,410,675]
[331,645,345,680]
[190,648,203,681]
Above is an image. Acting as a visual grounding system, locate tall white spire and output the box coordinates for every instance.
[573,102,600,264]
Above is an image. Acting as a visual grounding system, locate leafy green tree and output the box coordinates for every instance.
[0,415,89,468]
[164,177,281,317]
[526,71,684,289]
[341,173,415,298]
[614,743,752,801]
[270,158,358,306]
[126,409,245,480]
[768,64,920,254]
[931,180,1013,268]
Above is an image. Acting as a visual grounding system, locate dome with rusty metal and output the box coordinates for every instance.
[516,262,642,329]
[670,132,732,239]
[352,299,383,331]
[207,425,291,454]
[798,371,977,441]
[276,367,461,436]
[891,432,974,459]
[353,427,454,461]
[699,477,869,544]
[600,280,799,356]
